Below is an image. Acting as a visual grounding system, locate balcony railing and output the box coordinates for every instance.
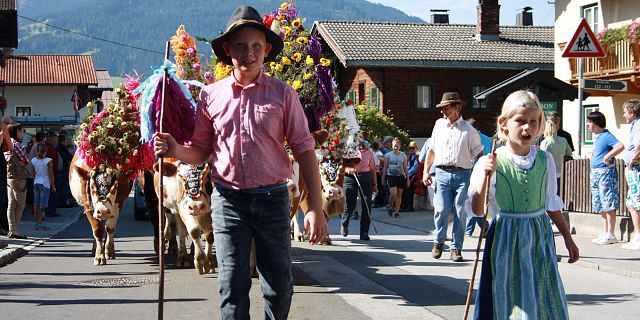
[565,39,640,80]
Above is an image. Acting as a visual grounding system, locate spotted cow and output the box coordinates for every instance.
[69,151,133,266]
[155,159,215,274]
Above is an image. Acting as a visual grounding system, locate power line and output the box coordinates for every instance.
[18,14,164,55]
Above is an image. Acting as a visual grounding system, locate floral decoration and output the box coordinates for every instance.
[318,102,350,160]
[170,25,235,86]
[74,77,151,179]
[263,1,336,131]
[629,19,640,44]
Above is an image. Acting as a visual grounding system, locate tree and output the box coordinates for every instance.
[355,103,410,147]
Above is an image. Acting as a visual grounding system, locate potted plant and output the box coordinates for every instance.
[629,19,640,65]
[596,26,627,71]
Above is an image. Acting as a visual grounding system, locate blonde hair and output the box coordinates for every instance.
[543,119,557,138]
[623,99,640,117]
[495,90,545,143]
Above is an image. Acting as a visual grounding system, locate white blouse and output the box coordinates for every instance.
[465,146,564,217]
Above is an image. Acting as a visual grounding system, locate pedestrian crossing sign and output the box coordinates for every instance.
[562,18,605,58]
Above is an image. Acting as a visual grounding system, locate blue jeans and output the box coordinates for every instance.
[33,183,51,208]
[433,168,471,250]
[340,173,372,235]
[212,183,293,320]
[465,216,483,235]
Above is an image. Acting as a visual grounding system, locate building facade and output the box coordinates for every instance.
[555,0,640,156]
[313,2,555,138]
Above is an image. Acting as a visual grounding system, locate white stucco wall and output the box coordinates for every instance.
[3,86,78,117]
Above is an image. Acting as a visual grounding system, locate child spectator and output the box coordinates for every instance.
[31,144,54,230]
[586,111,623,245]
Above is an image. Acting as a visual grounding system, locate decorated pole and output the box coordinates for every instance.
[157,41,170,320]
[463,140,497,320]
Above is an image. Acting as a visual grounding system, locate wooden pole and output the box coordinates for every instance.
[463,140,497,320]
[157,41,170,320]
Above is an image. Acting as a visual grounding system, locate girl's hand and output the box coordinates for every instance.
[484,153,497,175]
[565,237,580,263]
[51,186,56,193]
[406,177,410,187]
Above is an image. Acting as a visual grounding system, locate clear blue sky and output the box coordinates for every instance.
[367,0,555,26]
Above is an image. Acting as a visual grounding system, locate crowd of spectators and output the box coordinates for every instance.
[0,116,77,244]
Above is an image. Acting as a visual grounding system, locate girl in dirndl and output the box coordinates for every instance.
[467,90,580,319]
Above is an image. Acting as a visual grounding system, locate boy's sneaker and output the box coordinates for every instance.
[623,234,640,249]
[593,233,617,245]
[591,233,606,244]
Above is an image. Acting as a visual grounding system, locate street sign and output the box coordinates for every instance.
[562,19,605,58]
[540,101,557,116]
[584,79,628,92]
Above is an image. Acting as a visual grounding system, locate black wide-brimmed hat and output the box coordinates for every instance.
[210,6,284,65]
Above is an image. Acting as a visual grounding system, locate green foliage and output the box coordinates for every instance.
[355,103,411,147]
[601,26,629,48]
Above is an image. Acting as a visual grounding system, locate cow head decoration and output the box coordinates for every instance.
[319,157,344,200]
[157,160,212,216]
[88,164,121,220]
[176,162,212,216]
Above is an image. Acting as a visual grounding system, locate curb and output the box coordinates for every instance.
[0,247,29,267]
[571,259,640,280]
[0,207,83,268]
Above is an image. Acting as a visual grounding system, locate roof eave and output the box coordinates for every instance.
[313,21,349,68]
[343,60,553,70]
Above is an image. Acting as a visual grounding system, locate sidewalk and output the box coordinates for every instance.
[0,205,83,267]
[368,207,640,279]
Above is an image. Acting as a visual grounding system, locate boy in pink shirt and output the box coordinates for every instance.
[154,6,326,319]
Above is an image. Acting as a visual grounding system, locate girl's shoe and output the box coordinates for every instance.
[393,212,400,218]
[35,224,51,231]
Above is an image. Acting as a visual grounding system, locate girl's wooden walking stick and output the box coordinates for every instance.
[463,140,496,320]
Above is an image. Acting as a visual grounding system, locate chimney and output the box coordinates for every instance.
[516,7,533,26]
[430,9,450,24]
[476,0,500,41]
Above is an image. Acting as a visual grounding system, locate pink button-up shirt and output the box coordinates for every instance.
[190,71,315,190]
[355,148,376,173]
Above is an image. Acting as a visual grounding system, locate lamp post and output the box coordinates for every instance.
[0,80,7,116]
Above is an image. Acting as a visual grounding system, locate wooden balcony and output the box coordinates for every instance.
[561,39,640,94]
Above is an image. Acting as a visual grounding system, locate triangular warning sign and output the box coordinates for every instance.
[562,18,606,58]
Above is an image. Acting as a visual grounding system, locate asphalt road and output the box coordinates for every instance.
[2,197,640,319]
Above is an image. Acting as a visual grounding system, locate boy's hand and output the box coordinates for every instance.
[304,209,327,244]
[51,186,56,193]
[153,132,176,157]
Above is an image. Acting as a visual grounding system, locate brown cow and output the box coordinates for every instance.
[288,131,359,245]
[155,159,215,274]
[69,151,133,265]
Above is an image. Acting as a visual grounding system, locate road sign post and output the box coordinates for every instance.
[562,19,606,157]
[584,79,628,92]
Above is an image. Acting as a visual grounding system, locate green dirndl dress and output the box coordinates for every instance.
[474,150,569,320]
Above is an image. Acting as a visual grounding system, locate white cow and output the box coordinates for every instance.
[155,159,215,274]
[69,152,133,266]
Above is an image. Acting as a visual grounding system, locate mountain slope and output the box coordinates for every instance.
[16,0,423,75]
